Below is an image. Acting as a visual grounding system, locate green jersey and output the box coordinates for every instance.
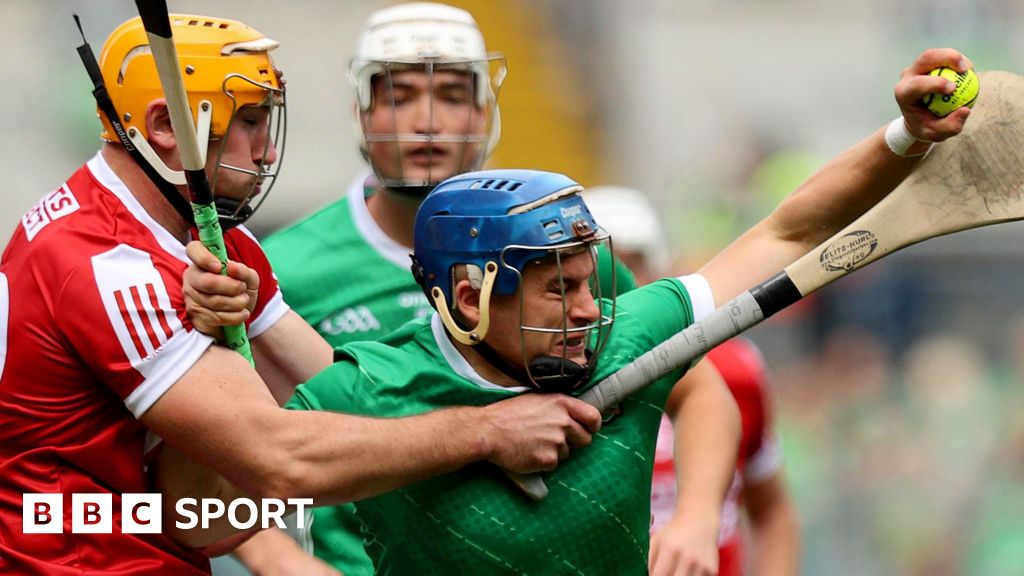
[264,177,433,349]
[287,276,713,575]
[264,178,639,575]
[265,177,427,575]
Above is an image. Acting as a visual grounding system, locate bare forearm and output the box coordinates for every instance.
[767,125,923,250]
[153,406,490,547]
[749,510,801,576]
[252,311,334,405]
[262,406,491,504]
[746,476,801,576]
[699,125,925,304]
[166,406,489,505]
[668,362,740,525]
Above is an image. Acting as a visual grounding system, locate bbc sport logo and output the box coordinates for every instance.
[22,493,313,534]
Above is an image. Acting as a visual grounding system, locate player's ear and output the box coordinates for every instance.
[453,277,481,326]
[145,99,177,153]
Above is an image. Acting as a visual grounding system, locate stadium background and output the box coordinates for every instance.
[3,1,1024,573]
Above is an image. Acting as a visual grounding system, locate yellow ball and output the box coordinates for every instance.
[923,67,979,117]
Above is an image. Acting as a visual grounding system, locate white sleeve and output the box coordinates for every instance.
[249,287,289,338]
[677,273,715,322]
[745,431,784,485]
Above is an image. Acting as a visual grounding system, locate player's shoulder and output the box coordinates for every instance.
[329,318,436,378]
[293,320,433,411]
[224,225,271,259]
[8,167,140,267]
[263,196,352,251]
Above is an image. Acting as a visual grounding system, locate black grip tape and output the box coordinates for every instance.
[749,271,802,318]
[134,0,173,38]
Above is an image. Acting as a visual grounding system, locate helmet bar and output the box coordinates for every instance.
[431,260,499,345]
[210,73,286,226]
[505,238,614,392]
[509,185,586,215]
[351,55,505,111]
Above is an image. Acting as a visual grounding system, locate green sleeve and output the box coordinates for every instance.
[615,277,696,346]
[285,361,362,413]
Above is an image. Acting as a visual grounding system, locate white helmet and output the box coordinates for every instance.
[584,186,671,281]
[349,2,505,193]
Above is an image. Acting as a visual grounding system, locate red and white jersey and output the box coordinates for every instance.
[0,153,288,574]
[651,338,782,576]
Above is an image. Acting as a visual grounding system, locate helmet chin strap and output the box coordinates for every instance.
[473,340,592,394]
[212,197,254,231]
[526,350,592,393]
[385,183,436,198]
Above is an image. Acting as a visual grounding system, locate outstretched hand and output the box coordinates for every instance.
[896,48,974,143]
[182,240,260,339]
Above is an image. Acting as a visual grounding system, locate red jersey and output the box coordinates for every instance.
[651,338,782,576]
[0,153,288,574]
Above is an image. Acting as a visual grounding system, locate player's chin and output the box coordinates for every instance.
[226,186,261,204]
[401,164,460,184]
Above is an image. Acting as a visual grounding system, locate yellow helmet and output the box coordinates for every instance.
[98,13,282,142]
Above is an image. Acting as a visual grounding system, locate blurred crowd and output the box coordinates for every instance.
[763,322,1024,575]
[658,142,1024,575]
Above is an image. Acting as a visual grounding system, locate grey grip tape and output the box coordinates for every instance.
[580,290,766,412]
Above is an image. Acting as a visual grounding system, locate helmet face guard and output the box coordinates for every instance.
[502,237,615,392]
[412,169,617,392]
[353,57,505,196]
[210,74,287,228]
[350,2,504,196]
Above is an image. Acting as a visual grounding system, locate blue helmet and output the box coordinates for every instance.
[411,168,615,392]
[413,169,601,299]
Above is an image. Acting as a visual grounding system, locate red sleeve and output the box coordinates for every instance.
[55,241,213,418]
[707,338,772,463]
[223,226,288,338]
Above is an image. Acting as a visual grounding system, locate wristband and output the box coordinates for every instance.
[885,117,932,157]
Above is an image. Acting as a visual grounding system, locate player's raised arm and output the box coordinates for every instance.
[698,48,974,306]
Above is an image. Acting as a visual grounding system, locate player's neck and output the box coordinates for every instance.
[101,145,192,242]
[365,186,420,249]
[452,338,525,389]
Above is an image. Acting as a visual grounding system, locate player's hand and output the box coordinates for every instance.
[480,393,601,473]
[183,240,259,339]
[896,48,974,143]
[648,511,720,576]
[231,527,342,576]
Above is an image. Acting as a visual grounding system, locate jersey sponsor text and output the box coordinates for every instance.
[318,306,381,335]
[21,186,81,241]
